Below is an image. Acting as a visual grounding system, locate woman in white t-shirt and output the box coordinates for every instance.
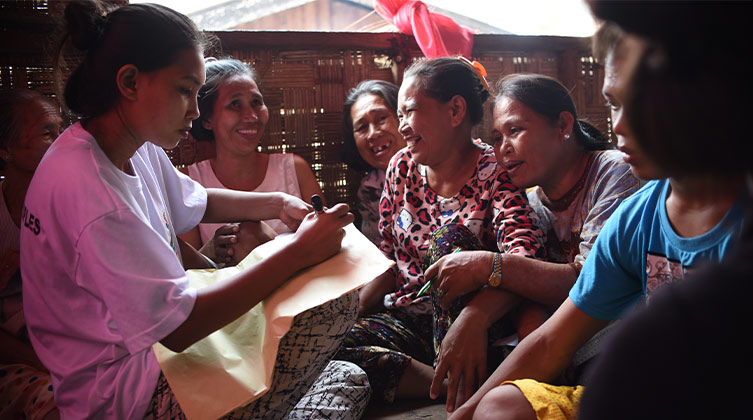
[20,2,367,419]
[180,59,324,265]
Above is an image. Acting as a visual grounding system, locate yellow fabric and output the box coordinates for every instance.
[502,379,584,420]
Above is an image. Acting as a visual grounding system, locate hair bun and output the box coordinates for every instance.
[478,85,491,104]
[576,120,611,150]
[65,0,106,51]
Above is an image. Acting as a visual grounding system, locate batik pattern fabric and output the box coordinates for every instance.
[424,223,482,356]
[335,309,434,404]
[378,144,545,315]
[144,291,370,420]
[425,224,514,369]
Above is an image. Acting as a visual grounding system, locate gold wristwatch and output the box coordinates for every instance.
[488,252,502,288]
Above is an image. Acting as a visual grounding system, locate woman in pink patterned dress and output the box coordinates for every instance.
[336,57,545,407]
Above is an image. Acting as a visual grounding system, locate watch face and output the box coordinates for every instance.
[488,275,502,288]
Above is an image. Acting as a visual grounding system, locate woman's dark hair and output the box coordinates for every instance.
[403,57,490,126]
[190,58,257,142]
[0,89,57,171]
[589,0,752,174]
[62,0,209,118]
[341,79,399,171]
[592,22,626,65]
[495,73,611,151]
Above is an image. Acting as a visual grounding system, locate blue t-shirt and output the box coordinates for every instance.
[570,179,748,320]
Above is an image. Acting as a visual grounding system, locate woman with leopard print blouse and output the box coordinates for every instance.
[336,58,546,408]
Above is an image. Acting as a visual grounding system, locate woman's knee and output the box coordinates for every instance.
[474,384,536,420]
[288,361,371,419]
[290,290,359,340]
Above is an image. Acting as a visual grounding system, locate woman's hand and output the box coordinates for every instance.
[206,223,241,264]
[286,203,354,269]
[425,250,494,309]
[431,308,489,412]
[279,193,313,231]
[357,270,396,317]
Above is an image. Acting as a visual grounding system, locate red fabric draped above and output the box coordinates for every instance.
[375,0,474,59]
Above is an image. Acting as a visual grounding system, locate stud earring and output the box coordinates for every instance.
[564,134,570,140]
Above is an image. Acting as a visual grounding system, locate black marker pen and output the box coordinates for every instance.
[311,194,324,214]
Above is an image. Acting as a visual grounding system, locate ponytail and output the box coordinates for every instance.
[61,1,209,118]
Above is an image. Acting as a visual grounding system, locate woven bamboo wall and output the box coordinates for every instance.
[181,32,605,207]
[0,2,608,208]
[1,1,59,96]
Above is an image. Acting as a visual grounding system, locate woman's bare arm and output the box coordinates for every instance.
[161,204,353,352]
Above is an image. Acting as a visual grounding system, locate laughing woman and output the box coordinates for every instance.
[341,80,406,245]
[336,57,545,407]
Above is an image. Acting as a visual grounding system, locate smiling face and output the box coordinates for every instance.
[133,47,205,149]
[491,96,563,189]
[350,93,404,170]
[203,73,269,156]
[397,76,455,167]
[603,47,663,180]
[3,99,62,173]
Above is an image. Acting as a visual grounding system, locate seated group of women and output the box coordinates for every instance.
[6,1,749,420]
[335,59,641,412]
[0,27,641,420]
[166,51,642,413]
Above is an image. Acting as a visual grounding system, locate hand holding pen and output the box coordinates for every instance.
[416,247,463,298]
[287,195,353,268]
[278,193,312,231]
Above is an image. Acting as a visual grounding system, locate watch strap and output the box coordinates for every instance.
[488,252,502,288]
